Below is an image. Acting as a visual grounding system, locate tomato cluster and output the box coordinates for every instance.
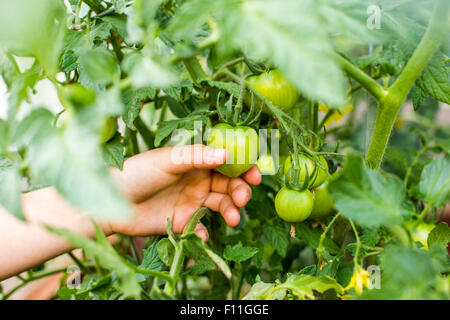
[276,153,335,223]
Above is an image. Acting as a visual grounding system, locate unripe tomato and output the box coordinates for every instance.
[284,154,328,188]
[309,182,335,220]
[257,153,277,175]
[404,221,435,249]
[246,70,299,112]
[275,186,314,223]
[57,84,96,110]
[207,123,259,178]
[100,116,117,143]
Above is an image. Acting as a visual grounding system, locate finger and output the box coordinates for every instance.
[241,165,262,186]
[228,178,252,208]
[154,145,228,174]
[211,172,230,194]
[193,222,209,242]
[204,192,241,227]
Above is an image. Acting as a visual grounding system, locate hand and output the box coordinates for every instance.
[109,145,261,241]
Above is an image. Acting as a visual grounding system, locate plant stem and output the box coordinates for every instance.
[365,0,448,169]
[182,57,208,83]
[68,252,89,274]
[163,208,209,295]
[349,219,361,266]
[2,268,67,300]
[335,54,386,101]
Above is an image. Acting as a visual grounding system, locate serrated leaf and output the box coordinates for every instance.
[419,157,450,208]
[223,245,259,262]
[136,242,164,282]
[101,136,124,169]
[295,222,340,255]
[416,51,450,105]
[329,154,412,227]
[427,222,450,249]
[262,222,289,258]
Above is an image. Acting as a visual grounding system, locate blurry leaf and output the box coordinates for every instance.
[122,52,177,89]
[0,157,24,220]
[419,157,450,208]
[427,222,450,249]
[78,48,119,86]
[329,154,412,227]
[49,224,141,299]
[0,50,19,88]
[13,108,132,220]
[113,0,127,13]
[223,245,259,262]
[168,0,347,105]
[0,0,66,75]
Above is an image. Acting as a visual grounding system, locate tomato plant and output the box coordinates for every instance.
[0,0,449,302]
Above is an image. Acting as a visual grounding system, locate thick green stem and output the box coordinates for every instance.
[182,57,208,83]
[365,0,448,169]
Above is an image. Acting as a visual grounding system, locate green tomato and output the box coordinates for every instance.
[309,182,335,220]
[207,123,259,178]
[247,70,299,112]
[404,221,435,249]
[257,153,277,175]
[57,84,96,110]
[275,186,314,223]
[100,116,117,143]
[284,154,328,188]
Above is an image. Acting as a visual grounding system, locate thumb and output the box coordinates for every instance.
[159,144,228,174]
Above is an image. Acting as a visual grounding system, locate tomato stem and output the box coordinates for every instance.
[365,0,448,169]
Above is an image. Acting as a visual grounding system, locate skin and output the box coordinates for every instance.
[0,144,261,280]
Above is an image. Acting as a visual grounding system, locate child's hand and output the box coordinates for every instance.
[109,145,261,241]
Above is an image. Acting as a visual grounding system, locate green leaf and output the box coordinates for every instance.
[157,238,175,266]
[13,108,132,220]
[0,157,24,220]
[182,233,216,275]
[243,274,343,300]
[428,222,450,249]
[122,87,156,129]
[0,50,19,88]
[329,154,412,227]
[48,224,141,299]
[203,80,240,97]
[410,85,427,111]
[78,48,119,86]
[416,51,450,105]
[295,222,340,255]
[136,242,164,282]
[223,245,259,262]
[0,0,66,75]
[101,136,124,170]
[262,221,289,258]
[419,157,450,208]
